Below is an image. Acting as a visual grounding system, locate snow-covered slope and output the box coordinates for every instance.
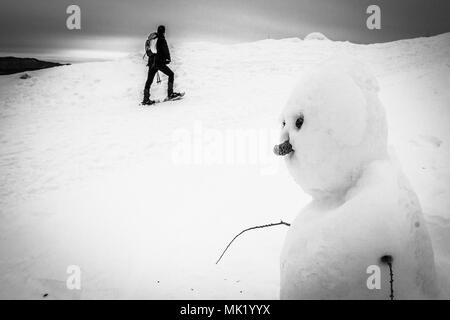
[0,33,449,299]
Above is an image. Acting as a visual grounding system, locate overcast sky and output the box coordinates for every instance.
[1,0,449,58]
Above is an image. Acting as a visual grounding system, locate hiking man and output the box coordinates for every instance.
[142,25,182,105]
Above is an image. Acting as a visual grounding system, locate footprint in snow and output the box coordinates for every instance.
[419,135,443,148]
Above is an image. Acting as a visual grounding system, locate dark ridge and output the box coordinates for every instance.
[0,57,70,75]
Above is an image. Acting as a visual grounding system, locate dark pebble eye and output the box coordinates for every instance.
[295,114,304,129]
[282,121,286,127]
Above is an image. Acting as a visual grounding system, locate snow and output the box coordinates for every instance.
[281,157,440,299]
[278,59,439,299]
[0,33,449,299]
[279,58,388,199]
[304,32,329,41]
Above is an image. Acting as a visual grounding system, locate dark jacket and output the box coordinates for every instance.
[154,35,170,66]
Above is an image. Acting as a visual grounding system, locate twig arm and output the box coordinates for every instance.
[216,220,291,265]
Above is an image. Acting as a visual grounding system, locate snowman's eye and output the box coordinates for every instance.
[282,120,286,128]
[295,114,304,129]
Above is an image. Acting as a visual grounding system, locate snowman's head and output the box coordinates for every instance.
[275,59,388,199]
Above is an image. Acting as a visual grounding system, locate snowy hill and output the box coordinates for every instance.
[0,33,449,299]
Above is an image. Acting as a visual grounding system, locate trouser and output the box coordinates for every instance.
[144,64,174,98]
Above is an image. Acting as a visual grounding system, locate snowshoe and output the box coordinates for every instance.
[165,92,185,102]
[141,99,156,106]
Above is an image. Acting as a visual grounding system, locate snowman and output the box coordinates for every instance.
[274,59,440,299]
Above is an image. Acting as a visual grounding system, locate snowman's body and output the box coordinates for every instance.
[277,59,439,299]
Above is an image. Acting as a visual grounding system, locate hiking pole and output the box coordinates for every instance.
[156,72,161,84]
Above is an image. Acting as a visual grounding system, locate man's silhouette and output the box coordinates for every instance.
[142,25,182,105]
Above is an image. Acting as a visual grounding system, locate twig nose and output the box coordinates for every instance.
[274,140,293,156]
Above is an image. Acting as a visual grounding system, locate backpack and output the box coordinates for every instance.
[145,32,158,57]
[143,32,162,83]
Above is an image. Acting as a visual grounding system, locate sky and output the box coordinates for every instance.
[0,0,449,60]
